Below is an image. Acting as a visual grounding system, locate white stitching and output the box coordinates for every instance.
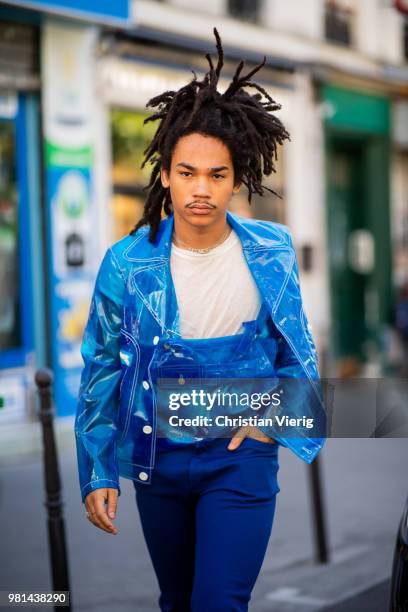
[118,329,141,444]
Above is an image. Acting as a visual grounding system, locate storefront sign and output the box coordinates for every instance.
[3,0,130,25]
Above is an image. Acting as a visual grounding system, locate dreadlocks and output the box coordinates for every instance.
[129,27,291,243]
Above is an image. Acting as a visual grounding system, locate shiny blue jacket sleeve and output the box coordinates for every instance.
[74,247,125,504]
[257,232,326,460]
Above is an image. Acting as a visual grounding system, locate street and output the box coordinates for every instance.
[0,429,406,611]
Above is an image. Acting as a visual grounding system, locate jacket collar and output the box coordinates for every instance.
[125,212,294,338]
[123,211,287,263]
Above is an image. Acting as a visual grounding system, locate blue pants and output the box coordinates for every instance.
[133,436,280,611]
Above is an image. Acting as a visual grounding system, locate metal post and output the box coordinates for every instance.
[35,368,72,611]
[308,455,329,564]
[307,343,332,565]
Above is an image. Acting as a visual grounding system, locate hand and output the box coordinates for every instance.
[84,487,119,535]
[228,425,275,450]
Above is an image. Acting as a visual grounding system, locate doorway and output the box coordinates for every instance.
[326,133,392,375]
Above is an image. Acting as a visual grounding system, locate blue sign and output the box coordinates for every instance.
[3,0,130,24]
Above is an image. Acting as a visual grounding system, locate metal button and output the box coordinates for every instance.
[178,374,185,385]
[142,380,150,390]
[153,336,159,345]
[143,425,153,434]
[139,471,149,481]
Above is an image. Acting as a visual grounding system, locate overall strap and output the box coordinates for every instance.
[255,302,272,338]
[234,302,270,355]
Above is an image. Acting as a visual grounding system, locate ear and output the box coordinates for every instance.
[161,168,170,189]
[232,181,242,194]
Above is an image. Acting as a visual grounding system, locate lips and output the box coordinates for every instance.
[189,203,214,210]
[188,203,214,216]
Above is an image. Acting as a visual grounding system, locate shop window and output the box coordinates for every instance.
[228,0,261,23]
[0,21,39,82]
[324,0,354,46]
[228,142,286,223]
[0,119,20,351]
[111,109,157,241]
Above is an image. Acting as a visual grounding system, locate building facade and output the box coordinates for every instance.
[0,0,407,434]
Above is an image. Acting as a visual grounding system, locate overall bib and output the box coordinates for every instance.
[133,303,281,612]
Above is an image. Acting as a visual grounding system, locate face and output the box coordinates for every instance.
[160,132,241,229]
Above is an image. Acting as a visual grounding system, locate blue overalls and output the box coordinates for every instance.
[133,303,281,612]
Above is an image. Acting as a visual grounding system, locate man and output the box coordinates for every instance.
[75,28,325,611]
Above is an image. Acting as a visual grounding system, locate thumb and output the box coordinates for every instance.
[107,488,118,519]
[228,428,246,450]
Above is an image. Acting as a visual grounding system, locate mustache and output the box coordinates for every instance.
[186,202,216,208]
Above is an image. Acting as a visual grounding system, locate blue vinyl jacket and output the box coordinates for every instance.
[74,212,326,504]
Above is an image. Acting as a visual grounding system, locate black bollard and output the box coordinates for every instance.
[35,368,72,611]
[306,366,332,565]
[308,455,329,564]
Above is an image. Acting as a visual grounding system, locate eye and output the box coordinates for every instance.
[213,174,226,180]
[179,171,192,177]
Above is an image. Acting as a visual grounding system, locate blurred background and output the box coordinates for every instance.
[0,1,407,610]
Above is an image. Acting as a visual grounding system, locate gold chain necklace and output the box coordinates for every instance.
[172,226,231,254]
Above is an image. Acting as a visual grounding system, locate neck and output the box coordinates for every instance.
[173,213,230,250]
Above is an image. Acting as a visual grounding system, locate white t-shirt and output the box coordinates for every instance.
[170,228,262,339]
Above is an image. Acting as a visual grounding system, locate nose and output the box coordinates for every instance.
[193,177,211,199]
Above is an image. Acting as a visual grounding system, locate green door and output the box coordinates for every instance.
[327,139,367,362]
[323,85,392,373]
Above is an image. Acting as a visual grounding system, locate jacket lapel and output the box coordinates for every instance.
[125,211,295,338]
[124,215,181,337]
[226,212,295,317]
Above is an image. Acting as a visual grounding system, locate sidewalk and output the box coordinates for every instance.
[0,420,406,611]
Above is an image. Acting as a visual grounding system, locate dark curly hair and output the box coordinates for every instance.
[129,27,291,242]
